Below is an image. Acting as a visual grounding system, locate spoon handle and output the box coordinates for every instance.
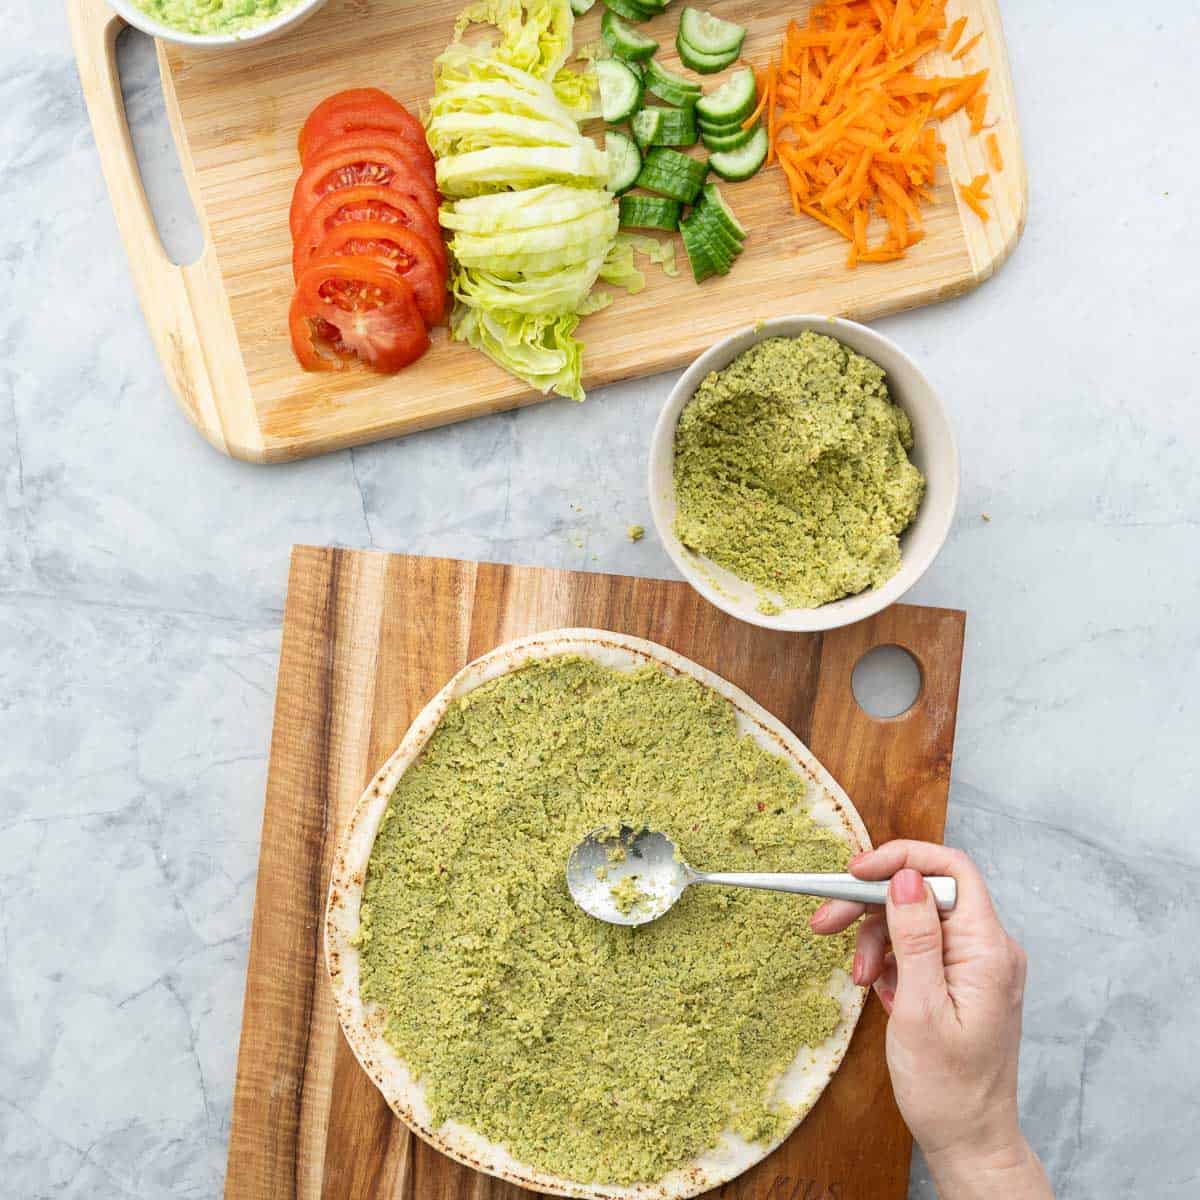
[694,871,957,912]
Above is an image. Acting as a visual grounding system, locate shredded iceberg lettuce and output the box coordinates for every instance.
[619,232,680,278]
[452,307,584,402]
[430,0,618,401]
[452,0,574,81]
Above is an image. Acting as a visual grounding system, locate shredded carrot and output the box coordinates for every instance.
[766,65,778,164]
[933,70,989,119]
[799,202,855,241]
[859,246,907,262]
[853,205,869,253]
[967,92,988,134]
[743,77,771,130]
[754,0,1000,264]
[942,16,967,53]
[952,31,983,60]
[986,131,1004,172]
[868,0,893,29]
[958,173,991,220]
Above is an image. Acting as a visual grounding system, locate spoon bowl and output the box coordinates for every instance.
[566,825,957,927]
[566,826,689,926]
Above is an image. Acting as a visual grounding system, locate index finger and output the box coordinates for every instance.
[849,840,998,924]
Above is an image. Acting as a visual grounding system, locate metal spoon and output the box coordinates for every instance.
[566,825,957,927]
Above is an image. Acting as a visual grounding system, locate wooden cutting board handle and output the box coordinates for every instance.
[66,0,265,460]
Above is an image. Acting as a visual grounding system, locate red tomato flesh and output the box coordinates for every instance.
[290,255,430,373]
[312,221,447,326]
[289,135,439,242]
[293,185,447,281]
[298,89,431,165]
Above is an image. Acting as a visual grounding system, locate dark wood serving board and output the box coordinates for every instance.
[224,547,965,1199]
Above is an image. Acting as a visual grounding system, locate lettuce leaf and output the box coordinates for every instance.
[454,254,608,314]
[439,185,612,233]
[452,0,574,80]
[576,290,613,315]
[433,48,583,129]
[436,144,610,197]
[432,0,619,402]
[597,238,644,295]
[426,111,582,158]
[451,205,618,265]
[551,65,600,118]
[452,306,585,401]
[618,232,680,278]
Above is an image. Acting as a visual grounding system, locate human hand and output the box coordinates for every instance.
[810,841,1053,1199]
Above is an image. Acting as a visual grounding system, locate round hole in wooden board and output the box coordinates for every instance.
[851,644,924,720]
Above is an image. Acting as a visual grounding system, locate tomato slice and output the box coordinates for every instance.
[293,185,447,282]
[308,221,447,326]
[298,89,431,164]
[290,255,430,373]
[289,135,439,242]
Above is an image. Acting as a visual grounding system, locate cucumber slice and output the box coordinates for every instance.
[597,58,644,123]
[701,120,757,152]
[699,181,747,239]
[696,66,758,125]
[602,0,658,22]
[639,104,697,146]
[631,107,664,150]
[645,58,703,94]
[707,123,768,181]
[680,209,733,281]
[605,130,642,194]
[676,37,740,74]
[636,147,708,203]
[644,58,702,107]
[680,189,746,282]
[690,201,741,258]
[698,112,747,135]
[619,194,682,231]
[601,9,659,60]
[570,0,596,14]
[678,7,746,56]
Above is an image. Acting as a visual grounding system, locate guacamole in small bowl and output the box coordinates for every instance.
[127,0,306,37]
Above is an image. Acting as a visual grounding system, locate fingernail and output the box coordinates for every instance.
[810,902,831,929]
[852,950,864,985]
[890,868,926,906]
[876,985,895,1014]
[848,850,870,868]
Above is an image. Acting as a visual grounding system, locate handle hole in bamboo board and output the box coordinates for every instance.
[852,645,923,719]
[116,27,203,266]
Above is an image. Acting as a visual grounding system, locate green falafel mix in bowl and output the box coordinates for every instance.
[672,332,926,616]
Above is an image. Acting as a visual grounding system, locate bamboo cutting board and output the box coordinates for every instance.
[69,0,1024,463]
[225,547,965,1200]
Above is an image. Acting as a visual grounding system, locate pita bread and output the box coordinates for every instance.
[325,629,870,1199]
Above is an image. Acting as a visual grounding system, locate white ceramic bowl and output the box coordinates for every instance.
[106,0,327,48]
[648,315,959,633]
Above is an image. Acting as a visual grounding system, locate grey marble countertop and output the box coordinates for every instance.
[4,2,1199,1197]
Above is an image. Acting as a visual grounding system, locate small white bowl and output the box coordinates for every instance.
[106,0,327,48]
[648,315,959,633]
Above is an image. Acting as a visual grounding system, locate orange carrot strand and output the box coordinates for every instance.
[986,131,1004,172]
[942,15,966,52]
[952,31,983,60]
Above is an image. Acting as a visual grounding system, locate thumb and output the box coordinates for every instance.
[886,868,947,1012]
